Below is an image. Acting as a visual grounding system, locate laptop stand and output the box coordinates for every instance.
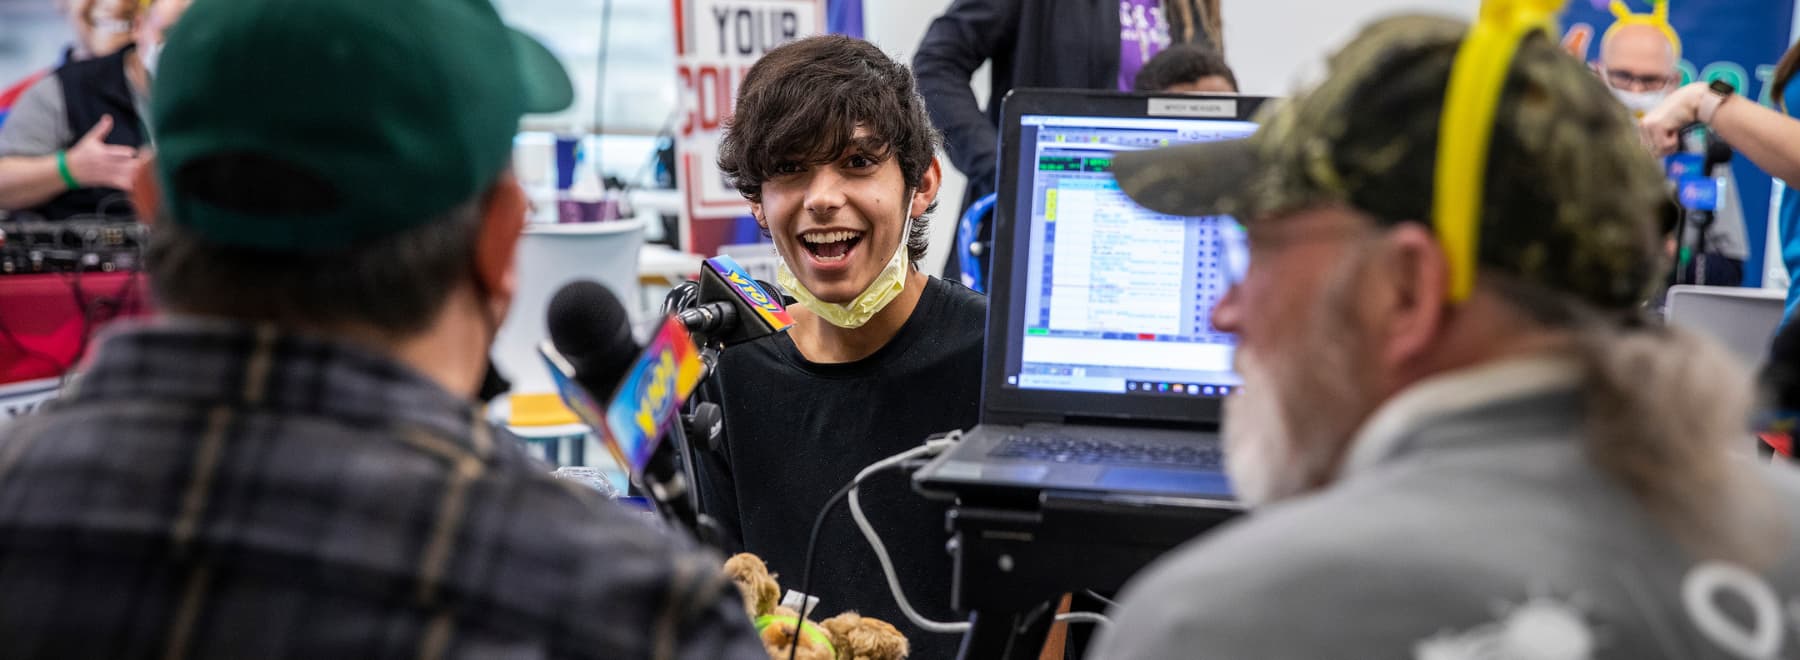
[948,490,1240,659]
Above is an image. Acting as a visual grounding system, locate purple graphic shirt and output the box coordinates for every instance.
[1119,0,1172,90]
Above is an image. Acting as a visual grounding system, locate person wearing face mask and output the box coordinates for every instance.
[0,0,770,656]
[1596,1,1681,120]
[701,35,986,660]
[0,0,187,220]
[1597,1,1749,285]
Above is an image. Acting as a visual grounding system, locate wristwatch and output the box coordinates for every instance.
[1698,79,1735,125]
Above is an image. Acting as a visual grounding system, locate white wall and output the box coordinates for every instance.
[1225,0,1480,95]
[865,0,988,276]
[0,4,71,89]
[867,0,1482,275]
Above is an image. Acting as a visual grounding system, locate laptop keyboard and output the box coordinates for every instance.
[990,434,1222,469]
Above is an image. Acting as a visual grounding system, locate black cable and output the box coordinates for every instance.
[787,452,939,659]
[1084,590,1118,609]
[61,266,93,370]
[623,108,683,199]
[0,214,144,378]
[0,312,69,375]
[1012,599,1060,642]
[95,192,133,218]
[661,280,701,317]
[591,0,613,190]
[789,478,862,660]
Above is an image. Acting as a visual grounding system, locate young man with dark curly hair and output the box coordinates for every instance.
[700,34,985,659]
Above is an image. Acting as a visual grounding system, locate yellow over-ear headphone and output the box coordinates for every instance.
[1604,0,1682,59]
[1432,0,1563,301]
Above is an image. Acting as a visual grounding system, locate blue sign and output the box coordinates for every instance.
[1678,175,1720,211]
[1561,0,1797,286]
[828,0,862,37]
[1666,153,1706,179]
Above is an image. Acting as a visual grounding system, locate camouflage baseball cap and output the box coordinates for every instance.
[1115,14,1665,311]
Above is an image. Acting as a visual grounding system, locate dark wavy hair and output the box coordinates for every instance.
[1133,43,1238,92]
[717,35,940,262]
[1774,40,1800,112]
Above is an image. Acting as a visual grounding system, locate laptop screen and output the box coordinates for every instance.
[1001,114,1257,401]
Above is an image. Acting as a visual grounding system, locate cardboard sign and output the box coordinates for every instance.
[672,0,825,257]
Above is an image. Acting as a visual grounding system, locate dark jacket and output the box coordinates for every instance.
[914,0,1219,282]
[914,0,1125,206]
[38,45,144,220]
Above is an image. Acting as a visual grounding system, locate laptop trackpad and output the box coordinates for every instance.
[1100,467,1233,496]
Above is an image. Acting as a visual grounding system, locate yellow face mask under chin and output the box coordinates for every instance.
[776,195,916,330]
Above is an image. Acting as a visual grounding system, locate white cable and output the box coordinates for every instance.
[848,433,973,633]
[1054,612,1114,630]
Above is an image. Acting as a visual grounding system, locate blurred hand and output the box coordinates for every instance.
[64,115,144,191]
[1638,83,1708,158]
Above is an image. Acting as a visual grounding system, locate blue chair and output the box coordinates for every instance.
[957,192,998,293]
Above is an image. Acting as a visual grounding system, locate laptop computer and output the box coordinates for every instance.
[1664,284,1788,368]
[914,89,1268,505]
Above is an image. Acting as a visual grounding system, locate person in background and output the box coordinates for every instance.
[65,0,141,61]
[1595,0,1680,120]
[0,0,140,128]
[702,34,985,660]
[0,0,185,219]
[1095,14,1800,658]
[0,0,765,656]
[914,0,1225,283]
[1133,43,1238,93]
[1641,39,1800,319]
[1600,1,1748,285]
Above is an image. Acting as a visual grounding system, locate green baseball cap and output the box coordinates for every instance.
[151,0,573,252]
[1115,14,1665,311]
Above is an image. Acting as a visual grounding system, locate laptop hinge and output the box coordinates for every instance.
[985,410,1212,432]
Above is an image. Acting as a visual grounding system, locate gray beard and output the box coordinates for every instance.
[1221,256,1374,507]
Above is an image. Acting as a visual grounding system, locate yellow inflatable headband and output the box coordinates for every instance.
[1432,0,1563,301]
[1603,0,1682,60]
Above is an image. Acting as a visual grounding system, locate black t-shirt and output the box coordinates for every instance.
[697,276,985,660]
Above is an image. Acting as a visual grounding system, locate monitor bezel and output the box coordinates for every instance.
[981,89,1270,427]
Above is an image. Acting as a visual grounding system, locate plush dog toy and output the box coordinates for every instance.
[723,553,910,660]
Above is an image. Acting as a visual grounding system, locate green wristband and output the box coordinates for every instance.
[56,150,79,190]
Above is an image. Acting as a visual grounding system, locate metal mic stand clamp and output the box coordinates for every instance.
[659,341,727,549]
[640,420,725,548]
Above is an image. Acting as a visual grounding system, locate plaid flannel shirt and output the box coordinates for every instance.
[0,319,764,660]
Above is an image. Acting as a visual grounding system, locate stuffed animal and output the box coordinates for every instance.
[723,553,910,660]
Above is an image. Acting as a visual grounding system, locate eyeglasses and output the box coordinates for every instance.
[1216,217,1379,290]
[1219,220,1249,289]
[1605,69,1674,92]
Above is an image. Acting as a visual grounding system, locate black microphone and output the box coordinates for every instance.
[677,300,740,338]
[543,279,719,545]
[1703,137,1733,176]
[664,278,790,341]
[662,256,795,348]
[547,280,638,397]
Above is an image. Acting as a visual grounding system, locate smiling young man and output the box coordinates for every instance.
[700,35,985,659]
